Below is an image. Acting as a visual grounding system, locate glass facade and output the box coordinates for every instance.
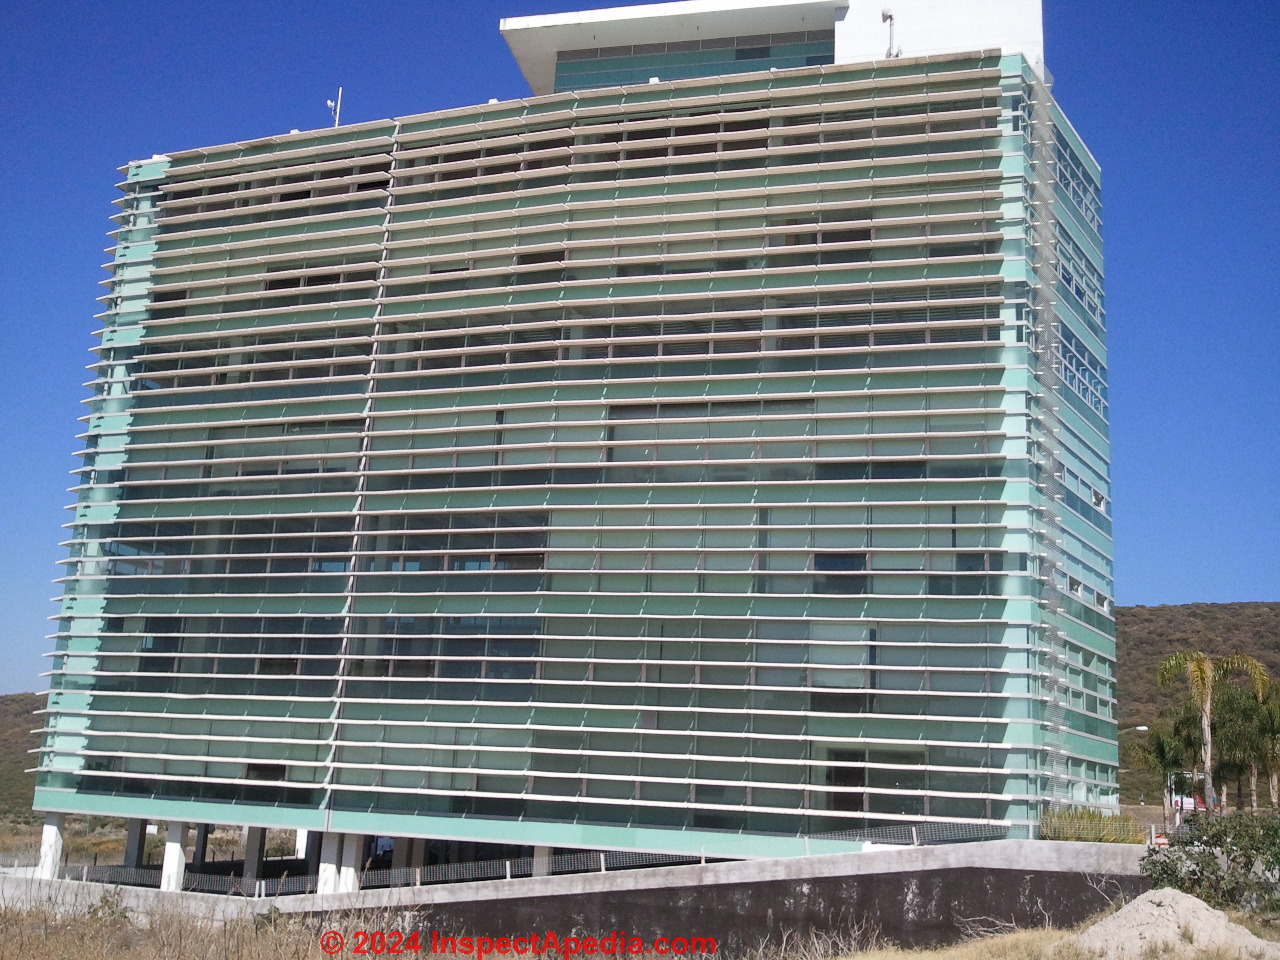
[554,30,835,91]
[36,46,1116,858]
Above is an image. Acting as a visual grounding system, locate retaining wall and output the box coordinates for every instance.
[0,840,1151,952]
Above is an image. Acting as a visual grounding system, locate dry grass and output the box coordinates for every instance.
[0,904,1088,960]
[2,893,1277,960]
[1230,912,1280,944]
[0,815,134,865]
[1038,808,1146,845]
[0,817,300,870]
[0,902,1077,960]
[0,895,419,960]
[844,923,1280,959]
[850,927,1073,960]
[0,904,315,960]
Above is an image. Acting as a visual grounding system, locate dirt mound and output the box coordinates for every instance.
[1058,888,1280,959]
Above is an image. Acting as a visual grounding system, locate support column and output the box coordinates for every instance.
[191,823,211,871]
[35,813,64,880]
[391,838,411,871]
[159,822,189,892]
[532,845,551,878]
[243,826,267,885]
[304,830,323,873]
[123,818,148,869]
[317,832,343,895]
[295,828,310,860]
[338,833,364,893]
[410,838,427,869]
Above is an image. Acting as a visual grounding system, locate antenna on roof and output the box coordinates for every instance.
[881,10,902,59]
[326,87,344,127]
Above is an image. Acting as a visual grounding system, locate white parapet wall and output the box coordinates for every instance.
[835,0,1044,77]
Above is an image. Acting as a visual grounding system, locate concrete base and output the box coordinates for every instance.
[339,833,364,894]
[392,837,411,871]
[317,832,342,896]
[243,827,266,885]
[532,845,551,878]
[303,830,323,874]
[192,823,211,871]
[160,822,188,892]
[124,818,148,869]
[35,813,64,880]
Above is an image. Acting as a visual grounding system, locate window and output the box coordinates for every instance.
[815,553,866,571]
[256,657,298,676]
[825,749,867,812]
[245,763,287,781]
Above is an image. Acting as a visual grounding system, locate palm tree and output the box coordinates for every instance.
[1213,682,1266,813]
[1127,726,1186,827]
[1259,695,1280,810]
[1167,700,1206,813]
[1157,651,1270,814]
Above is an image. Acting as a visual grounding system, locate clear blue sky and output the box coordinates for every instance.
[1,1,1276,696]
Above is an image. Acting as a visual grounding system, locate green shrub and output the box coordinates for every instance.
[86,888,130,925]
[1141,813,1280,914]
[1040,807,1146,843]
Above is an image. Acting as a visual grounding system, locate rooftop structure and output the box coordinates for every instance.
[502,0,1045,94]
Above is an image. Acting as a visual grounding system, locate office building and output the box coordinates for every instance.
[35,0,1116,887]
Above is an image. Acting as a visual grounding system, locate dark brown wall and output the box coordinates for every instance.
[384,867,1149,954]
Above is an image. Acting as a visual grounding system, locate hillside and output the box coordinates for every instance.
[0,603,1275,818]
[1115,602,1280,804]
[0,692,42,821]
[1116,602,1280,730]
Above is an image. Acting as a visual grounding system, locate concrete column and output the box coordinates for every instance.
[338,833,364,893]
[410,838,427,868]
[243,826,267,885]
[532,845,552,878]
[35,813,65,880]
[317,832,343,895]
[123,818,148,868]
[295,828,310,860]
[391,837,411,871]
[190,823,211,871]
[159,822,189,892]
[304,830,323,873]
